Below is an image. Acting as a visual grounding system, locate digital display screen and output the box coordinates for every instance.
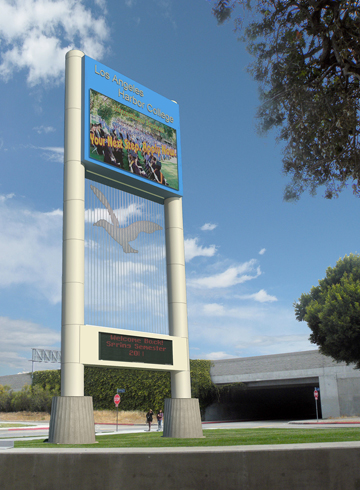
[90,89,179,191]
[99,332,173,365]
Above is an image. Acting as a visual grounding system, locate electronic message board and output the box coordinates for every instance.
[82,56,183,203]
[99,332,173,366]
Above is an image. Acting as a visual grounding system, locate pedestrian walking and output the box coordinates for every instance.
[146,409,153,431]
[157,409,163,431]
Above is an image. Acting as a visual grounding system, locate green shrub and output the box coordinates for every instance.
[13,362,239,417]
[84,367,171,412]
[0,383,56,413]
[190,359,218,415]
[30,385,54,412]
[32,370,60,393]
[0,385,12,412]
[11,385,32,412]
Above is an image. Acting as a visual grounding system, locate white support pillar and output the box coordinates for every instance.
[49,50,95,444]
[61,49,85,397]
[163,197,202,438]
[164,196,191,399]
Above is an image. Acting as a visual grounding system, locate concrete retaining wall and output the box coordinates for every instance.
[1,443,360,490]
[211,350,360,418]
[338,377,360,416]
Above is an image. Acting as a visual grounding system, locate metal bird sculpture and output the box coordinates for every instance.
[90,185,162,253]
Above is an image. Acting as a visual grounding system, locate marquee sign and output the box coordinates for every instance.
[79,325,187,372]
[99,332,173,365]
[82,56,183,203]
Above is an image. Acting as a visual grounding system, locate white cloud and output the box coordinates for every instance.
[0,197,62,303]
[204,351,236,360]
[94,0,107,8]
[188,260,261,289]
[0,192,15,203]
[33,126,56,134]
[239,289,278,303]
[202,303,226,316]
[187,299,315,359]
[259,248,266,255]
[202,302,265,320]
[0,317,60,350]
[234,335,317,356]
[24,145,64,163]
[0,0,109,86]
[0,317,60,371]
[33,146,64,163]
[85,202,143,226]
[38,147,63,154]
[86,259,157,282]
[184,237,217,262]
[201,223,217,231]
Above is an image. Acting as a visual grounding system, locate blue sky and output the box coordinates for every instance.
[0,0,359,375]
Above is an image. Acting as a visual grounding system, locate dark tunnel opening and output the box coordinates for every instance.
[205,383,322,421]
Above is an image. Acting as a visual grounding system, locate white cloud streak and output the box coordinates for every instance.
[85,203,143,226]
[188,260,261,289]
[239,289,278,303]
[0,193,15,203]
[0,196,62,303]
[259,248,266,255]
[0,317,60,371]
[33,146,64,163]
[187,299,314,358]
[201,223,217,231]
[203,351,236,360]
[0,0,109,86]
[202,302,266,319]
[234,334,317,357]
[33,126,56,134]
[184,237,217,262]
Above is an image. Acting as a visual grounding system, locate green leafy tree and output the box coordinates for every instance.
[212,0,360,200]
[294,254,360,368]
[190,359,218,415]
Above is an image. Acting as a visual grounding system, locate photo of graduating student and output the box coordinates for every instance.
[89,89,179,191]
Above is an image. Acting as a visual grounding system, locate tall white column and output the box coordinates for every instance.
[61,49,85,396]
[164,197,191,398]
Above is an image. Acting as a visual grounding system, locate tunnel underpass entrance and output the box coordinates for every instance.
[205,380,322,421]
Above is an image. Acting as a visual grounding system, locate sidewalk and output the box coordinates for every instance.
[290,418,360,425]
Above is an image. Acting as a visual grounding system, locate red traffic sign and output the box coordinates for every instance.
[114,394,121,406]
[314,391,319,400]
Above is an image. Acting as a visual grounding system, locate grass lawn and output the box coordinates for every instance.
[14,428,360,449]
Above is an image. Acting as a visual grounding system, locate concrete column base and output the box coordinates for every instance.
[48,396,96,444]
[162,398,204,438]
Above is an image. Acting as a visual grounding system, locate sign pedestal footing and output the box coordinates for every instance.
[162,398,204,438]
[48,396,96,444]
